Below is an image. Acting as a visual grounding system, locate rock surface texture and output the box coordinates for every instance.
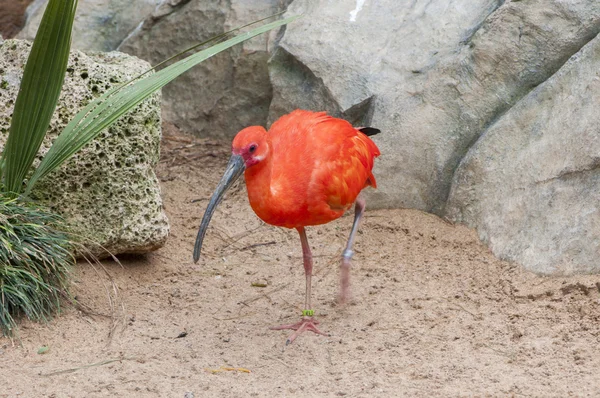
[445,35,600,275]
[0,0,34,39]
[0,39,169,257]
[17,0,159,52]
[269,0,600,273]
[19,0,293,139]
[119,0,293,139]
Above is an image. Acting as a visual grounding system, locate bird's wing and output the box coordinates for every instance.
[306,117,380,213]
[266,110,380,226]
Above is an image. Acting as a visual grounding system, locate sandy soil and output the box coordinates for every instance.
[2,125,600,397]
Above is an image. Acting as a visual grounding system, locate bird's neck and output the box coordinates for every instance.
[244,146,273,218]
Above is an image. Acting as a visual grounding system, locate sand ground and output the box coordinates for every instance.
[2,125,600,397]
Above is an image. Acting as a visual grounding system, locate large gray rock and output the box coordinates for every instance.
[0,39,169,257]
[118,0,292,139]
[17,0,159,52]
[18,0,293,139]
[269,0,600,214]
[445,35,600,275]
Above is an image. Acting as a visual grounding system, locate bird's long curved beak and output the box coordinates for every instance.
[193,154,245,263]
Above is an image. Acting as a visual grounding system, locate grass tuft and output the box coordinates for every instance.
[0,192,73,336]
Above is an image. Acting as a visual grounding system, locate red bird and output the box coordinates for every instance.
[194,110,381,344]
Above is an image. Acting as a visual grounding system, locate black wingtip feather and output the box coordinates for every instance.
[359,127,381,136]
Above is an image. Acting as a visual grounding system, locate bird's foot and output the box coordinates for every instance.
[269,316,329,345]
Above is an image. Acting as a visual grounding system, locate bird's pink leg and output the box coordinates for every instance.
[339,196,366,304]
[270,226,329,345]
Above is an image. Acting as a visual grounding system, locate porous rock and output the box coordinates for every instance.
[0,39,169,257]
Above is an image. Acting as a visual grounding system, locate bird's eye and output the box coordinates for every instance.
[249,144,257,153]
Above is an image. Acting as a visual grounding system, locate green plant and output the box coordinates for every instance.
[0,0,77,337]
[0,0,297,335]
[1,0,77,194]
[0,193,72,336]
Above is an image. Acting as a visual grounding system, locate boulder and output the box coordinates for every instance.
[445,35,600,274]
[0,39,169,257]
[18,0,293,139]
[269,0,600,214]
[17,0,159,52]
[118,0,293,139]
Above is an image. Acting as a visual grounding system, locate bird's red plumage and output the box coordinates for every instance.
[233,110,380,229]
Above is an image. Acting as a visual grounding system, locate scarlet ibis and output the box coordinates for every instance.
[194,109,380,344]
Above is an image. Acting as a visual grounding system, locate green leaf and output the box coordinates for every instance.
[1,0,78,194]
[25,15,299,194]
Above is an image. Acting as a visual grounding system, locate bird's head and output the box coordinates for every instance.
[193,126,268,263]
[232,126,269,168]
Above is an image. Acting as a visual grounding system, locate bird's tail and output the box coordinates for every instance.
[358,127,381,137]
[355,127,381,188]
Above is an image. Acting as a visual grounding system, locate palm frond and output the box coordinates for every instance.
[1,0,78,194]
